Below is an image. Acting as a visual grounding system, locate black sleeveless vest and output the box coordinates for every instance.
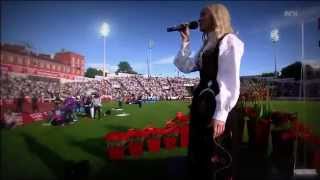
[190,33,229,127]
[197,33,229,95]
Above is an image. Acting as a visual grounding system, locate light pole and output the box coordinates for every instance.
[283,9,319,171]
[147,40,154,78]
[100,22,110,77]
[270,28,280,77]
[284,10,305,99]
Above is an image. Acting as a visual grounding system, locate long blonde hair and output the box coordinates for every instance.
[202,4,234,42]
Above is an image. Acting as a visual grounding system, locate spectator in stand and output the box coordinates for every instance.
[75,95,81,113]
[2,109,21,129]
[50,104,64,126]
[31,93,39,113]
[16,91,24,113]
[84,95,93,118]
[53,93,63,110]
[63,96,78,123]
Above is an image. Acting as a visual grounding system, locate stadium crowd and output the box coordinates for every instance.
[0,73,199,127]
[0,74,198,102]
[1,72,319,128]
[2,73,318,113]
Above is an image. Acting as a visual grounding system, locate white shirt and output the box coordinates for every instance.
[93,97,102,107]
[174,32,244,122]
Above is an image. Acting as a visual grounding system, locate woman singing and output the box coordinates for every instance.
[174,4,244,180]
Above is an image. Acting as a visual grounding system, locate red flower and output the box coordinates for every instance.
[104,132,128,141]
[176,112,184,120]
[280,130,296,141]
[244,107,257,119]
[271,111,290,125]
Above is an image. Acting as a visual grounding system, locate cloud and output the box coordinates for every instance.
[152,55,175,65]
[152,51,196,65]
[130,62,147,70]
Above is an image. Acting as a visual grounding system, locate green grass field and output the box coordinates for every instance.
[1,100,319,180]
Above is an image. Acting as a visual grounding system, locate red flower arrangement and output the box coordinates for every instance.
[175,112,189,123]
[127,129,147,157]
[144,127,163,152]
[179,124,189,147]
[280,130,296,141]
[104,132,128,160]
[162,125,180,150]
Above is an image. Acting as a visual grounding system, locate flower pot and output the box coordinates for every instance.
[104,132,128,160]
[162,126,179,150]
[127,129,147,157]
[147,138,161,152]
[247,118,270,154]
[128,142,144,157]
[256,119,271,143]
[163,136,177,150]
[144,127,162,152]
[106,146,125,160]
[179,125,189,147]
[271,130,295,156]
[246,118,256,149]
[271,130,295,177]
[314,150,320,173]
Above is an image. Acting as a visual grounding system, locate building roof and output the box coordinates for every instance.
[1,43,84,65]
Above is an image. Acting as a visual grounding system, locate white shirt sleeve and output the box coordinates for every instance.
[174,41,200,73]
[213,34,244,122]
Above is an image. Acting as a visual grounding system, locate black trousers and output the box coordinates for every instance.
[94,106,101,119]
[187,86,240,180]
[32,103,39,113]
[16,102,23,113]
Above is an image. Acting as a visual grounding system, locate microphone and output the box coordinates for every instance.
[167,21,199,32]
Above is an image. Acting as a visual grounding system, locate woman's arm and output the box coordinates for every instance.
[213,34,244,122]
[173,26,200,73]
[174,41,200,73]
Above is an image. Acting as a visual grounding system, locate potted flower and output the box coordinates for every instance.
[144,126,163,153]
[179,124,189,147]
[314,149,320,174]
[240,80,271,153]
[162,125,179,150]
[127,129,147,158]
[170,113,190,148]
[175,112,189,123]
[104,132,128,160]
[245,101,272,154]
[292,121,320,170]
[270,112,297,177]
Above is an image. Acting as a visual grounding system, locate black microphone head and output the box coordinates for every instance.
[188,21,199,30]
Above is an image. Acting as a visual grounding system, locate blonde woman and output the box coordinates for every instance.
[174,4,244,180]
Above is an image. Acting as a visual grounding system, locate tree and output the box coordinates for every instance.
[116,61,137,74]
[85,67,103,78]
[280,61,302,80]
[261,72,275,77]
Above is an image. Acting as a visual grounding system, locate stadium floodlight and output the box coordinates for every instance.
[270,28,280,43]
[270,28,280,77]
[100,22,110,37]
[147,40,154,78]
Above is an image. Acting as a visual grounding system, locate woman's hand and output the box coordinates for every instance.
[208,119,226,138]
[179,25,190,43]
